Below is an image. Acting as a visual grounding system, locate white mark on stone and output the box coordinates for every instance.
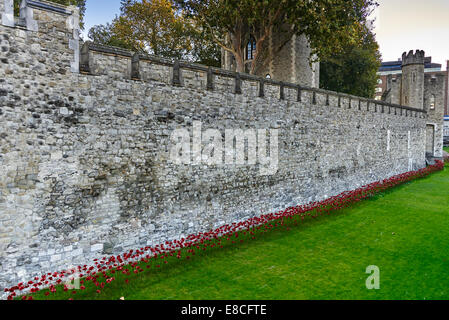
[387,130,391,151]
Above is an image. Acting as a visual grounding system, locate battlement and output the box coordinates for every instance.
[0,0,427,118]
[79,40,427,118]
[1,0,80,72]
[402,50,426,67]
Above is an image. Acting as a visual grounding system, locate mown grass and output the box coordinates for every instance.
[29,165,449,300]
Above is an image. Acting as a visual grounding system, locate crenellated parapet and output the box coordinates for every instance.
[402,50,425,67]
[78,40,427,119]
[1,0,428,119]
[1,0,80,73]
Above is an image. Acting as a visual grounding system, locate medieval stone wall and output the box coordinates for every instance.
[0,1,428,294]
[424,73,446,158]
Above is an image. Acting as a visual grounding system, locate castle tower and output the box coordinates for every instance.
[401,50,425,109]
[222,32,319,88]
[269,33,320,88]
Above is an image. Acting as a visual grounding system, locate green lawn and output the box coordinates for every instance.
[30,165,449,300]
[444,147,449,153]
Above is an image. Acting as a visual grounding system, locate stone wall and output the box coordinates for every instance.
[384,74,402,104]
[424,73,446,158]
[0,1,428,295]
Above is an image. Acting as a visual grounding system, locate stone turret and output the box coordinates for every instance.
[0,0,14,27]
[401,50,425,109]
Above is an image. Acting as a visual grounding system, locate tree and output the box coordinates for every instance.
[187,26,221,67]
[111,0,193,59]
[320,30,381,98]
[175,0,377,75]
[88,23,134,50]
[13,0,86,29]
[91,0,221,65]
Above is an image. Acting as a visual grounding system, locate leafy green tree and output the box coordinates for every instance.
[88,23,134,50]
[320,30,381,98]
[112,0,194,59]
[187,26,221,67]
[88,0,221,65]
[14,0,86,29]
[175,0,377,75]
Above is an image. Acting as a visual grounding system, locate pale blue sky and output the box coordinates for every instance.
[374,0,448,69]
[83,0,449,70]
[82,0,121,39]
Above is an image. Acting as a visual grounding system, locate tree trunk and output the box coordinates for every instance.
[235,51,245,73]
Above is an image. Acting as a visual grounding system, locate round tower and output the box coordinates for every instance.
[401,50,425,109]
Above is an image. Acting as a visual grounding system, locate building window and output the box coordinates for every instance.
[430,95,435,110]
[246,37,256,61]
[377,79,383,85]
[265,74,271,79]
[376,87,383,93]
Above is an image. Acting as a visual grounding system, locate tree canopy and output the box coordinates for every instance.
[320,28,381,98]
[175,0,378,75]
[88,23,134,50]
[88,0,221,65]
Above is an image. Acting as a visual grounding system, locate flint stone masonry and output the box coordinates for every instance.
[0,1,429,296]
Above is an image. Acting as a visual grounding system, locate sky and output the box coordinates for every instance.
[82,0,122,39]
[373,0,449,70]
[82,0,449,70]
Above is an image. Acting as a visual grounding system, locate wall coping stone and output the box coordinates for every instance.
[84,42,428,115]
[25,0,71,15]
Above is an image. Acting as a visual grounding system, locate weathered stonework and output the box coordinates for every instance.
[221,30,320,88]
[383,50,446,160]
[401,50,425,109]
[424,73,446,158]
[0,1,430,297]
